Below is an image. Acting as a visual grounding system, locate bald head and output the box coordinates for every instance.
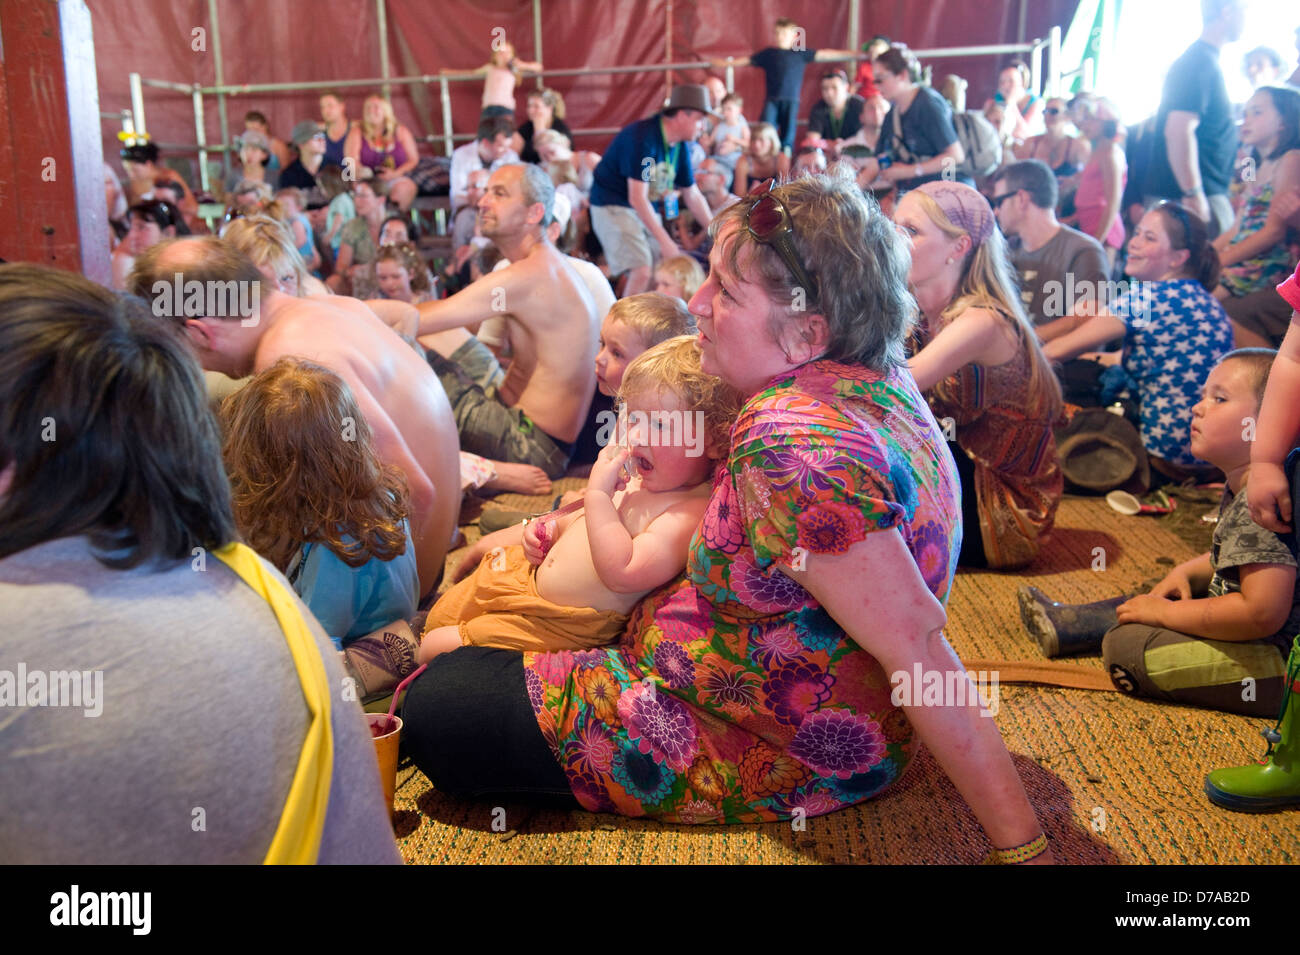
[129,237,265,323]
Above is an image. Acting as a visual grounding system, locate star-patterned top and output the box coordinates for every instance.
[1115,278,1234,468]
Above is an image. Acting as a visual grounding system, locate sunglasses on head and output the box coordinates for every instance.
[744,178,816,298]
[1156,200,1196,245]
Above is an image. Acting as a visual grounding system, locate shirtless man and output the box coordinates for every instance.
[129,236,459,598]
[416,163,599,479]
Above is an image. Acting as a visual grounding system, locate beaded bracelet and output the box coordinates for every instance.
[982,833,1048,865]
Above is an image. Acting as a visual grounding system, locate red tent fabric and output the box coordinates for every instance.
[89,0,1077,184]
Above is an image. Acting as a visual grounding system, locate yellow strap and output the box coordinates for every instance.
[214,542,333,865]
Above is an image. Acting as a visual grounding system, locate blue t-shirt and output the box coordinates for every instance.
[751,47,818,102]
[877,86,971,192]
[1113,278,1234,467]
[590,116,694,209]
[287,520,419,648]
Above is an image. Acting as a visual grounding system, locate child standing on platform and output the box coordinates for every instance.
[716,18,856,152]
[468,38,543,120]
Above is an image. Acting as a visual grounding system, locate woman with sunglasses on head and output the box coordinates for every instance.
[1016,97,1090,211]
[1069,97,1127,268]
[1044,203,1234,483]
[894,181,1063,570]
[400,170,1053,864]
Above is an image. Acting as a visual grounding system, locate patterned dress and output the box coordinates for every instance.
[1220,170,1296,298]
[920,311,1063,570]
[1113,279,1234,467]
[522,359,961,824]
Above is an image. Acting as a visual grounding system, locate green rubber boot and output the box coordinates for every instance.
[1205,637,1300,812]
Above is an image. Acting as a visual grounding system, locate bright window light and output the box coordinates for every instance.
[1101,0,1299,122]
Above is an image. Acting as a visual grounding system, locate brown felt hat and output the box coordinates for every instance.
[1055,407,1151,494]
[664,84,720,118]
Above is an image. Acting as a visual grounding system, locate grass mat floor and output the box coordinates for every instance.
[390,486,1299,864]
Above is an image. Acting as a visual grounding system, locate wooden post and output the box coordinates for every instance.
[0,0,110,284]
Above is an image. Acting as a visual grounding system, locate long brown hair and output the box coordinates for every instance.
[219,358,410,571]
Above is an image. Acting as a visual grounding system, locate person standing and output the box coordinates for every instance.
[1143,0,1247,235]
[588,85,716,297]
[716,18,856,153]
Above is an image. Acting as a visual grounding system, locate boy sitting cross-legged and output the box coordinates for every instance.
[1019,349,1299,717]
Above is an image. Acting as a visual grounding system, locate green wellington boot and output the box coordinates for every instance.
[1205,637,1300,812]
[1016,587,1129,658]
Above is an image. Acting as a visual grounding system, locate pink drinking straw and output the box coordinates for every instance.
[384,662,429,727]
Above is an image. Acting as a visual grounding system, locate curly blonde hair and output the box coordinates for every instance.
[527,87,566,121]
[375,242,435,296]
[219,358,410,572]
[619,335,743,461]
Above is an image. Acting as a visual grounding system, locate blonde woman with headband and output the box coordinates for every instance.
[894,180,1063,569]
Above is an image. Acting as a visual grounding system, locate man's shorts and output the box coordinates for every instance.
[590,203,655,276]
[428,347,572,479]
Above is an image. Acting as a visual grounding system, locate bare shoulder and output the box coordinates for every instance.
[947,305,1005,333]
[625,481,712,527]
[1275,149,1300,183]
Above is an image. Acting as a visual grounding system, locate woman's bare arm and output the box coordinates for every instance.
[785,531,1051,861]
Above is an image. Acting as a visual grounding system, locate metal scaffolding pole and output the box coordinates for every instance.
[207,0,230,179]
[1047,25,1062,97]
[376,0,391,100]
[127,21,1046,162]
[438,74,454,157]
[532,0,544,90]
[193,86,209,193]
[129,72,146,136]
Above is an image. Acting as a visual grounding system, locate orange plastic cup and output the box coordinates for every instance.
[366,713,402,821]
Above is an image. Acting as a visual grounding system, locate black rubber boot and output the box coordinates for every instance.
[1017,587,1130,658]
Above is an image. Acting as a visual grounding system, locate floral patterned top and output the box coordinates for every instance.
[523,359,962,823]
[1220,170,1297,298]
